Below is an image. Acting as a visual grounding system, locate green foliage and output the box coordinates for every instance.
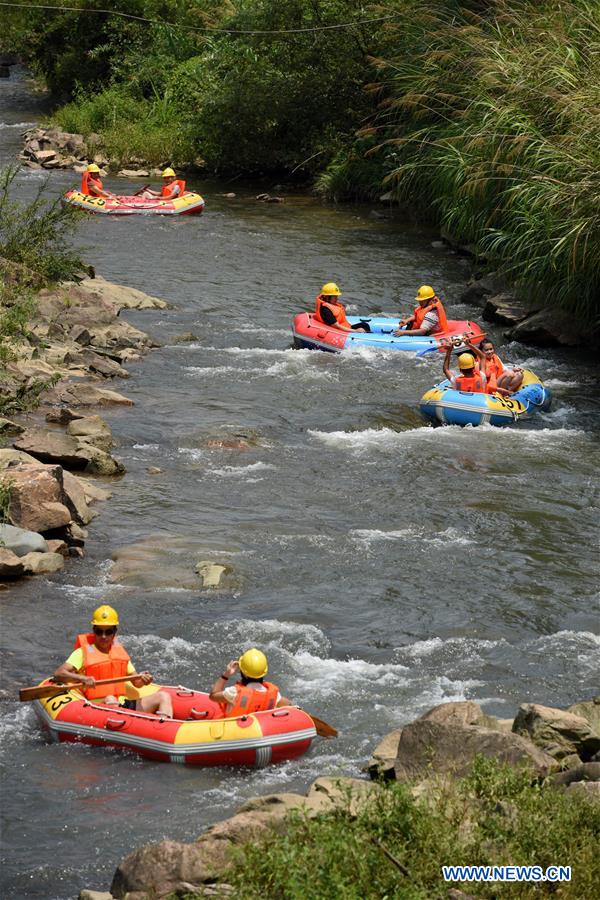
[365,0,600,320]
[0,475,14,523]
[218,759,600,899]
[0,167,86,284]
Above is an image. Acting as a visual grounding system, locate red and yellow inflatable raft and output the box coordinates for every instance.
[34,683,316,767]
[63,189,205,216]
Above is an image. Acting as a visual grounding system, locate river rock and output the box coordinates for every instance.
[482,294,533,326]
[568,698,600,736]
[512,703,600,762]
[76,275,169,311]
[195,561,227,588]
[20,551,64,574]
[387,720,557,783]
[67,415,114,452]
[79,891,114,900]
[13,427,124,475]
[505,306,589,348]
[0,449,40,469]
[5,463,72,532]
[49,382,134,408]
[458,274,505,308]
[33,149,57,164]
[0,548,25,578]
[110,535,237,591]
[72,349,130,379]
[0,417,24,435]
[0,524,48,556]
[548,762,600,786]
[46,539,69,557]
[70,325,92,346]
[117,169,150,178]
[62,471,94,524]
[368,728,403,779]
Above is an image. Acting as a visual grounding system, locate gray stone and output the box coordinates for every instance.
[0,523,48,556]
[20,551,64,574]
[67,415,114,452]
[482,294,534,326]
[368,728,402,780]
[0,418,24,436]
[549,762,600,786]
[391,720,557,782]
[568,698,600,736]
[566,781,600,802]
[505,307,590,348]
[513,703,600,762]
[0,547,25,579]
[78,891,114,900]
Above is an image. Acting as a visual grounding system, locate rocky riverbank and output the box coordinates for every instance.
[77,695,600,899]
[0,274,168,582]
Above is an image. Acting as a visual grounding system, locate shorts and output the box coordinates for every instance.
[119,698,137,710]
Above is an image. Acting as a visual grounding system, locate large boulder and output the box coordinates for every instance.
[505,307,591,348]
[568,698,600,737]
[66,415,114,452]
[482,294,534,326]
[0,548,25,579]
[0,524,48,556]
[512,703,600,763]
[389,720,557,782]
[13,427,124,476]
[62,471,95,524]
[76,276,169,311]
[20,551,64,574]
[6,463,72,533]
[110,840,216,900]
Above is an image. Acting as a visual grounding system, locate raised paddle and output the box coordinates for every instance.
[133,184,150,196]
[307,713,338,738]
[19,674,140,703]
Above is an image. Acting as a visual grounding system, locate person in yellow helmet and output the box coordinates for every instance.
[442,341,486,393]
[394,285,449,336]
[52,605,173,717]
[80,163,114,199]
[140,167,186,200]
[314,283,368,332]
[209,648,291,718]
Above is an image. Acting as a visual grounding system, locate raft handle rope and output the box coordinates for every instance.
[0,2,401,36]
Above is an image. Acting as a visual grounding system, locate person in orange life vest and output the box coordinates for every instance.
[314,283,369,332]
[80,163,114,199]
[140,167,186,200]
[52,604,173,717]
[476,338,524,394]
[443,344,486,393]
[209,648,290,718]
[394,285,448,336]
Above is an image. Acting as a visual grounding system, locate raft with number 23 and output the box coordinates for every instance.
[33,682,316,767]
[419,369,552,427]
[63,189,205,216]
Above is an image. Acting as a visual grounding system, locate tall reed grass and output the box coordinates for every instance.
[362,0,600,321]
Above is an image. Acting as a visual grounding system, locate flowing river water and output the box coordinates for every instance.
[1,69,599,899]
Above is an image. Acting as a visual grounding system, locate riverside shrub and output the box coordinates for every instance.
[219,757,600,899]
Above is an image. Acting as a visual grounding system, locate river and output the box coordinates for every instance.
[1,68,599,899]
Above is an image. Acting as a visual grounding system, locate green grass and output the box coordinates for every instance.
[210,757,599,899]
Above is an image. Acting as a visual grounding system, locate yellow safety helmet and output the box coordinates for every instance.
[321,282,341,297]
[91,604,119,626]
[457,353,476,370]
[86,163,101,174]
[162,167,176,178]
[415,285,435,302]
[239,648,268,679]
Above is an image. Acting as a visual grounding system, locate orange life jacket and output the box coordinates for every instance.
[81,172,103,197]
[74,633,130,700]
[476,354,504,393]
[161,179,186,198]
[222,681,279,718]
[455,373,485,393]
[412,297,448,334]
[314,295,352,331]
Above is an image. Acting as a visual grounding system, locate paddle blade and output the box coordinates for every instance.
[308,713,338,738]
[19,682,79,702]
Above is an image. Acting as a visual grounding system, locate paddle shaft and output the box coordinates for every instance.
[19,674,140,702]
[308,713,338,738]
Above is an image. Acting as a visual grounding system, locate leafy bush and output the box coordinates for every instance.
[0,167,86,284]
[220,758,600,899]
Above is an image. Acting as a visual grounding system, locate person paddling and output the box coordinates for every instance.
[394,285,448,336]
[443,344,486,393]
[140,167,186,200]
[209,648,291,717]
[53,605,173,717]
[314,283,369,332]
[80,163,114,199]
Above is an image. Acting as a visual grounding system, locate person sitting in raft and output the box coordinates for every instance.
[53,604,173,717]
[314,283,369,332]
[140,167,186,200]
[394,284,448,336]
[209,648,291,717]
[443,345,486,393]
[475,338,524,395]
[80,163,114,199]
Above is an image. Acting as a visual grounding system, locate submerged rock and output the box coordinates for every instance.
[110,535,237,591]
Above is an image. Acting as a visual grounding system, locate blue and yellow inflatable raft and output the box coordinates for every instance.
[419,369,552,427]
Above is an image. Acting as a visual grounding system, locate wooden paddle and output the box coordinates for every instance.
[133,184,150,196]
[19,674,139,702]
[308,713,338,738]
